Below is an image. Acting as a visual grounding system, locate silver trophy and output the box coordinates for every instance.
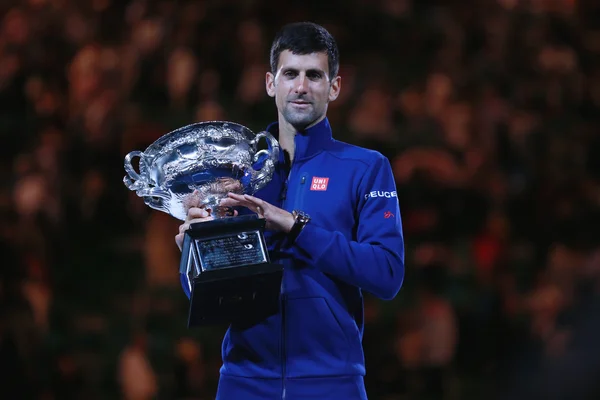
[123,121,282,326]
[123,121,279,220]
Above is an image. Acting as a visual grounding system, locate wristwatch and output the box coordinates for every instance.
[288,210,311,243]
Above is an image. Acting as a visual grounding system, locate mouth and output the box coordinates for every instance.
[290,100,312,108]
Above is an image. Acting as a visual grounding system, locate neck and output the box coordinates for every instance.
[277,114,327,163]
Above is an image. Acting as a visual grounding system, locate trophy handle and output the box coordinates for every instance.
[252,131,279,167]
[123,150,147,190]
[250,131,280,192]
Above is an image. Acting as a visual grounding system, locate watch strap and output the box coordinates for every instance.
[288,210,310,243]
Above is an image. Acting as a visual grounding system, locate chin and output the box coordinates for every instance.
[291,120,315,131]
[284,113,317,130]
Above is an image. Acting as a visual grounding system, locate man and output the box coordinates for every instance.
[175,22,405,399]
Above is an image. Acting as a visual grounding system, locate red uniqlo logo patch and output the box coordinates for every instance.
[310,177,329,191]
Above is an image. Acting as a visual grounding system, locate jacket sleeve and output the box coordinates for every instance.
[288,154,405,300]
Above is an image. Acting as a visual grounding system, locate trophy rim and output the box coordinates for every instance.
[143,120,260,157]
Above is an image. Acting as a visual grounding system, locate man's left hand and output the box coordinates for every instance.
[221,193,295,233]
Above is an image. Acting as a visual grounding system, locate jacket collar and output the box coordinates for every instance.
[266,117,334,162]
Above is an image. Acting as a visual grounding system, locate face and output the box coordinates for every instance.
[266,50,340,130]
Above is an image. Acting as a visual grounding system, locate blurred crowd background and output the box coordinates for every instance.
[2,0,600,399]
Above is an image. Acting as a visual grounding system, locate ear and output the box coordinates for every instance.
[328,76,341,102]
[266,72,276,98]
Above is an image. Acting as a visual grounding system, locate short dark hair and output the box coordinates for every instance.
[270,22,339,81]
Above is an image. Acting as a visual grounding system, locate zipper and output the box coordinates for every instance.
[296,174,308,211]
[280,168,291,400]
[281,292,287,400]
[279,160,307,399]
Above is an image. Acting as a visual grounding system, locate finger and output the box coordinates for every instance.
[220,198,243,207]
[242,194,265,208]
[221,198,257,211]
[225,193,265,214]
[226,192,247,201]
[228,193,263,208]
[179,217,214,234]
[187,207,210,219]
[189,207,210,217]
[175,233,184,250]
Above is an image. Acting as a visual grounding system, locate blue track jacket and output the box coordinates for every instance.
[184,118,405,399]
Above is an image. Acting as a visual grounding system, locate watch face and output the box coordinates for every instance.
[295,210,310,222]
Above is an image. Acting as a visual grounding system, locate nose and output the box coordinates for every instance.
[294,74,308,94]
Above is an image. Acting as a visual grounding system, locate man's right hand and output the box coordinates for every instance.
[175,207,214,251]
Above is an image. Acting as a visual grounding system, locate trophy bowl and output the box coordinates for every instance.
[123,121,282,327]
[123,121,279,221]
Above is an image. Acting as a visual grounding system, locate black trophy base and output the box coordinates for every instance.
[187,262,282,328]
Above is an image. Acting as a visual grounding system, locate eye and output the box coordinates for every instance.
[283,70,297,78]
[307,72,322,80]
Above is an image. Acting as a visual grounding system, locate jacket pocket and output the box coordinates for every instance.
[221,316,281,378]
[285,296,352,378]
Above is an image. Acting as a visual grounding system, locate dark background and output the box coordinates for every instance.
[2,0,600,399]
